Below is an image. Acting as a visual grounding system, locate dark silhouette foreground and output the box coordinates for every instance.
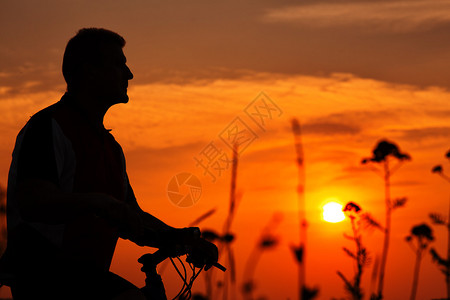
[0,28,218,299]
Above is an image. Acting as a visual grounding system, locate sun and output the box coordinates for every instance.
[322,201,346,223]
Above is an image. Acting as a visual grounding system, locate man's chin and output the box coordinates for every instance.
[112,93,129,104]
[120,94,130,103]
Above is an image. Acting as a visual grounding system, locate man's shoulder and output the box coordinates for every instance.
[26,100,63,128]
[24,93,86,135]
[17,101,62,139]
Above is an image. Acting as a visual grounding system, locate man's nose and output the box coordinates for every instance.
[126,65,133,80]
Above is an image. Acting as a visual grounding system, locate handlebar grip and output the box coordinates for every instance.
[213,262,226,272]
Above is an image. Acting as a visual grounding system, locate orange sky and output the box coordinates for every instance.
[1,1,450,299]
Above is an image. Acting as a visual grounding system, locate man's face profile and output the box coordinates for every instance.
[88,44,134,106]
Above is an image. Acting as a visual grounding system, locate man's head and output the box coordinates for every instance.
[62,28,133,105]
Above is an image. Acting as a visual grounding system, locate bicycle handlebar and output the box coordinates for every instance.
[139,227,226,271]
[138,228,225,300]
[139,248,226,272]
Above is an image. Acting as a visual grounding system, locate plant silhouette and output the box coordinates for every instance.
[220,144,240,300]
[429,149,450,299]
[337,202,371,300]
[405,223,434,300]
[241,213,282,300]
[201,144,241,300]
[361,139,410,300]
[189,209,218,227]
[291,118,319,300]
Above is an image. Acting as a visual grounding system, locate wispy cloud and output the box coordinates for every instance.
[264,0,450,32]
[303,121,360,136]
[389,126,450,142]
[0,61,64,100]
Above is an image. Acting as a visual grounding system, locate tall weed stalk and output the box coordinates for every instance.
[405,224,434,300]
[337,202,370,300]
[361,140,410,299]
[291,119,319,300]
[429,149,450,299]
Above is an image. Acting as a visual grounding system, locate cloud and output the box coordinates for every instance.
[0,61,64,100]
[425,109,450,119]
[2,71,448,158]
[264,0,450,32]
[389,126,450,142]
[301,110,401,137]
[302,122,360,136]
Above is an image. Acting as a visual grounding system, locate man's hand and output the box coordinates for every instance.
[143,227,200,256]
[186,238,219,271]
[148,227,219,270]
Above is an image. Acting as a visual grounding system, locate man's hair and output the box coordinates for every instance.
[62,28,126,92]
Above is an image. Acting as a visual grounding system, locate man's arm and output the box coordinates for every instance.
[123,179,177,247]
[123,179,220,269]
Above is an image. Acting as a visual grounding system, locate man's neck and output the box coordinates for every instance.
[67,90,109,130]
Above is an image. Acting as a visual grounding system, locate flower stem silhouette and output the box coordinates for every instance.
[405,224,434,300]
[362,139,410,300]
[216,143,240,300]
[241,213,282,300]
[291,118,319,300]
[429,149,450,299]
[337,202,370,300]
[201,144,240,300]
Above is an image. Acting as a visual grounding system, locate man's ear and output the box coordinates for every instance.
[80,62,100,81]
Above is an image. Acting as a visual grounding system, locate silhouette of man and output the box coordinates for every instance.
[2,28,218,299]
